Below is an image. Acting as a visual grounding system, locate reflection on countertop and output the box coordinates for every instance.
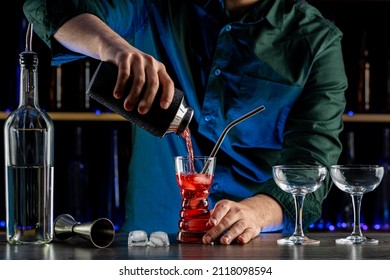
[1,231,390,260]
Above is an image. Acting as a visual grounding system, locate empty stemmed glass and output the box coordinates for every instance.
[330,165,384,245]
[273,165,327,245]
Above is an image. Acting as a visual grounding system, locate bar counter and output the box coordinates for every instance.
[1,230,390,260]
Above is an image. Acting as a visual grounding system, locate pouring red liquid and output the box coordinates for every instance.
[175,128,215,243]
[175,105,265,243]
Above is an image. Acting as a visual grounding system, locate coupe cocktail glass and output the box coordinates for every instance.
[330,164,384,244]
[273,165,327,245]
[174,156,216,243]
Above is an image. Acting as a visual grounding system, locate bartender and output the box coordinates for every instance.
[23,0,347,245]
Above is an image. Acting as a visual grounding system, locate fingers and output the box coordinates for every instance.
[113,51,174,114]
[202,200,260,245]
[158,72,175,110]
[131,69,157,114]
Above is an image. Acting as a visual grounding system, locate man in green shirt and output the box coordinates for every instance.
[23,0,347,244]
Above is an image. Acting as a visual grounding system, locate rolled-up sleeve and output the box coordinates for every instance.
[23,0,107,47]
[258,28,347,232]
[23,0,135,64]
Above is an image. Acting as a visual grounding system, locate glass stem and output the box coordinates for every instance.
[351,194,364,236]
[293,194,305,237]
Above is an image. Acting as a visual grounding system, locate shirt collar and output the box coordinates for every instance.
[192,0,296,30]
[243,0,301,31]
[245,0,296,30]
[264,0,295,31]
[194,0,224,11]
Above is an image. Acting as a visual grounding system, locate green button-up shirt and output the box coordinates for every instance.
[24,0,347,233]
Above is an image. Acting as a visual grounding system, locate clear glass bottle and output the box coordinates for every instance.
[375,128,390,230]
[66,126,90,222]
[356,30,371,113]
[357,49,371,113]
[339,131,354,228]
[386,49,390,113]
[4,23,54,244]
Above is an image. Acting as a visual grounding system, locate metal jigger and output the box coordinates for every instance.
[54,214,115,248]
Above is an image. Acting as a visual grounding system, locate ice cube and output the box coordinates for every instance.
[182,181,197,190]
[193,174,212,185]
[148,231,170,247]
[128,230,148,247]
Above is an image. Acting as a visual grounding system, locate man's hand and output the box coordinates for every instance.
[202,194,284,245]
[54,13,174,114]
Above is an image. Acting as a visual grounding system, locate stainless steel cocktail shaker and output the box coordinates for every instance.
[86,61,193,137]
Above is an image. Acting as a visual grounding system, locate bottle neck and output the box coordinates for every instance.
[384,128,390,158]
[346,131,355,164]
[75,126,83,156]
[19,51,40,108]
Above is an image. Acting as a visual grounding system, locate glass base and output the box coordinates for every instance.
[277,235,320,245]
[177,231,206,244]
[335,235,379,245]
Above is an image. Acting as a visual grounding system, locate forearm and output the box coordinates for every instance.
[241,194,284,232]
[54,13,128,62]
[53,12,174,114]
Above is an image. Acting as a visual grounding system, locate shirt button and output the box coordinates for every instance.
[204,115,212,122]
[212,183,220,190]
[214,69,221,76]
[225,25,232,32]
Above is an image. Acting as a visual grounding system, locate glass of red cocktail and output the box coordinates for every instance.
[174,156,216,243]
